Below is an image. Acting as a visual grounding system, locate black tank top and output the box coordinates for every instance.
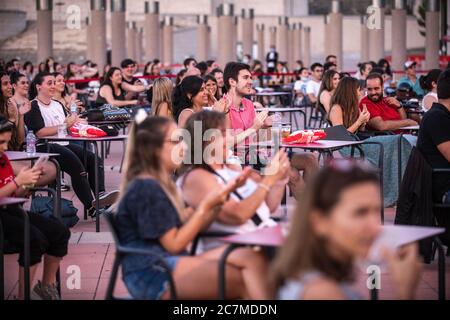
[95,84,125,107]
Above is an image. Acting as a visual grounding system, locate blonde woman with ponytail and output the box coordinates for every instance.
[116,115,270,300]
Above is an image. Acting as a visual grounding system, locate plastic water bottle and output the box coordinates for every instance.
[70,102,78,115]
[26,132,36,156]
[272,112,282,146]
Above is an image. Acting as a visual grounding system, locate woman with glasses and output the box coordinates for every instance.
[179,110,289,250]
[272,161,422,300]
[116,115,270,299]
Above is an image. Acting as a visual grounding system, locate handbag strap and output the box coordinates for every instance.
[202,165,263,226]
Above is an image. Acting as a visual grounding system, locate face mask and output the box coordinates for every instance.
[243,57,249,64]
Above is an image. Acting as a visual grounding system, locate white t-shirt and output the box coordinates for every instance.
[294,79,309,95]
[37,100,66,127]
[306,80,321,98]
[36,99,69,145]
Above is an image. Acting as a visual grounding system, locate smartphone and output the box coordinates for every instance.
[32,155,49,169]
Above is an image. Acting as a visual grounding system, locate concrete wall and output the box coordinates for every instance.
[0,10,27,41]
[0,0,427,70]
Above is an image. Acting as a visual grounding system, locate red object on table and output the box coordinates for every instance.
[69,123,107,138]
[283,129,327,144]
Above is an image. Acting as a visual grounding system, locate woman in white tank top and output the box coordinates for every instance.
[420,69,441,111]
[178,110,290,250]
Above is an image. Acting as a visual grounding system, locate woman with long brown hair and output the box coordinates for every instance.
[328,76,370,133]
[317,69,340,114]
[1,71,29,151]
[271,161,422,300]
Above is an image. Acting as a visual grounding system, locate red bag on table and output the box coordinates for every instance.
[282,129,327,144]
[69,123,107,138]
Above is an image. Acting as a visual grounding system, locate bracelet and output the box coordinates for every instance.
[12,179,20,189]
[258,183,271,192]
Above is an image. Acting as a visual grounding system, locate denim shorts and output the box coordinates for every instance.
[123,256,180,300]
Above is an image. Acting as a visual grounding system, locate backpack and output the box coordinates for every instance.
[30,196,79,228]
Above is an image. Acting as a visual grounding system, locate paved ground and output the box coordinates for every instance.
[3,128,450,300]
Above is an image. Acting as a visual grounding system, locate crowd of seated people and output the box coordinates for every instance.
[0,52,448,302]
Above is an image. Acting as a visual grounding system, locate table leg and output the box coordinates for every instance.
[83,142,88,221]
[49,158,62,220]
[91,141,100,233]
[434,236,446,300]
[106,141,111,157]
[101,141,105,162]
[119,141,126,173]
[0,216,4,300]
[218,244,242,300]
[22,207,30,300]
[370,288,379,300]
[398,134,403,198]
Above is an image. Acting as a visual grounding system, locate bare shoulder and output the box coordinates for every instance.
[183,167,217,189]
[329,104,342,115]
[100,85,112,94]
[302,278,347,300]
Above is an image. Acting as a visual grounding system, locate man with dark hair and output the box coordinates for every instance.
[359,73,417,132]
[206,60,219,73]
[305,63,323,104]
[325,54,337,65]
[222,62,318,199]
[323,61,337,72]
[324,54,337,71]
[397,60,424,97]
[266,45,278,73]
[183,57,197,70]
[120,58,146,100]
[211,68,224,97]
[196,61,208,77]
[223,61,271,135]
[417,70,450,204]
[9,58,21,73]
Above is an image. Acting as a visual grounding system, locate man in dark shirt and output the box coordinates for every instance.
[120,58,146,100]
[417,69,450,203]
[265,45,278,73]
